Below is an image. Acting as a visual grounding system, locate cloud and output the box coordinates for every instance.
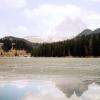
[24,4,85,39]
[12,25,29,37]
[0,2,100,41]
[53,18,86,39]
[0,0,26,8]
[0,3,98,41]
[88,0,100,2]
[15,26,28,34]
[23,4,100,40]
[24,4,100,40]
[24,4,81,18]
[84,13,100,29]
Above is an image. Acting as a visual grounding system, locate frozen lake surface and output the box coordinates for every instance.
[0,57,100,100]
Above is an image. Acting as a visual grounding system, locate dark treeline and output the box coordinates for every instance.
[31,33,100,57]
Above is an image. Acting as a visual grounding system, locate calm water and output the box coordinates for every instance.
[0,57,100,100]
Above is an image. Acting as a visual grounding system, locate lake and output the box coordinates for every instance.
[0,57,100,100]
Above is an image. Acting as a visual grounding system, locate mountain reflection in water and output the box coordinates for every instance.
[0,80,99,100]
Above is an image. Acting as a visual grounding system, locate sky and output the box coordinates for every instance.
[0,0,100,41]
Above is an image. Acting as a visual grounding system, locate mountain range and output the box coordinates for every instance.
[77,28,100,37]
[0,28,100,57]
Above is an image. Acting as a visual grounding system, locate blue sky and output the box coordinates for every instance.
[0,0,100,41]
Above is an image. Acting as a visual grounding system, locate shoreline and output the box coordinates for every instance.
[0,56,100,58]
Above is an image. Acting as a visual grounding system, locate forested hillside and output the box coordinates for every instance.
[0,36,39,56]
[31,29,100,57]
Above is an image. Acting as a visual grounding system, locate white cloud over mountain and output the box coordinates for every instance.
[24,4,86,40]
[0,0,100,41]
[23,4,100,41]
